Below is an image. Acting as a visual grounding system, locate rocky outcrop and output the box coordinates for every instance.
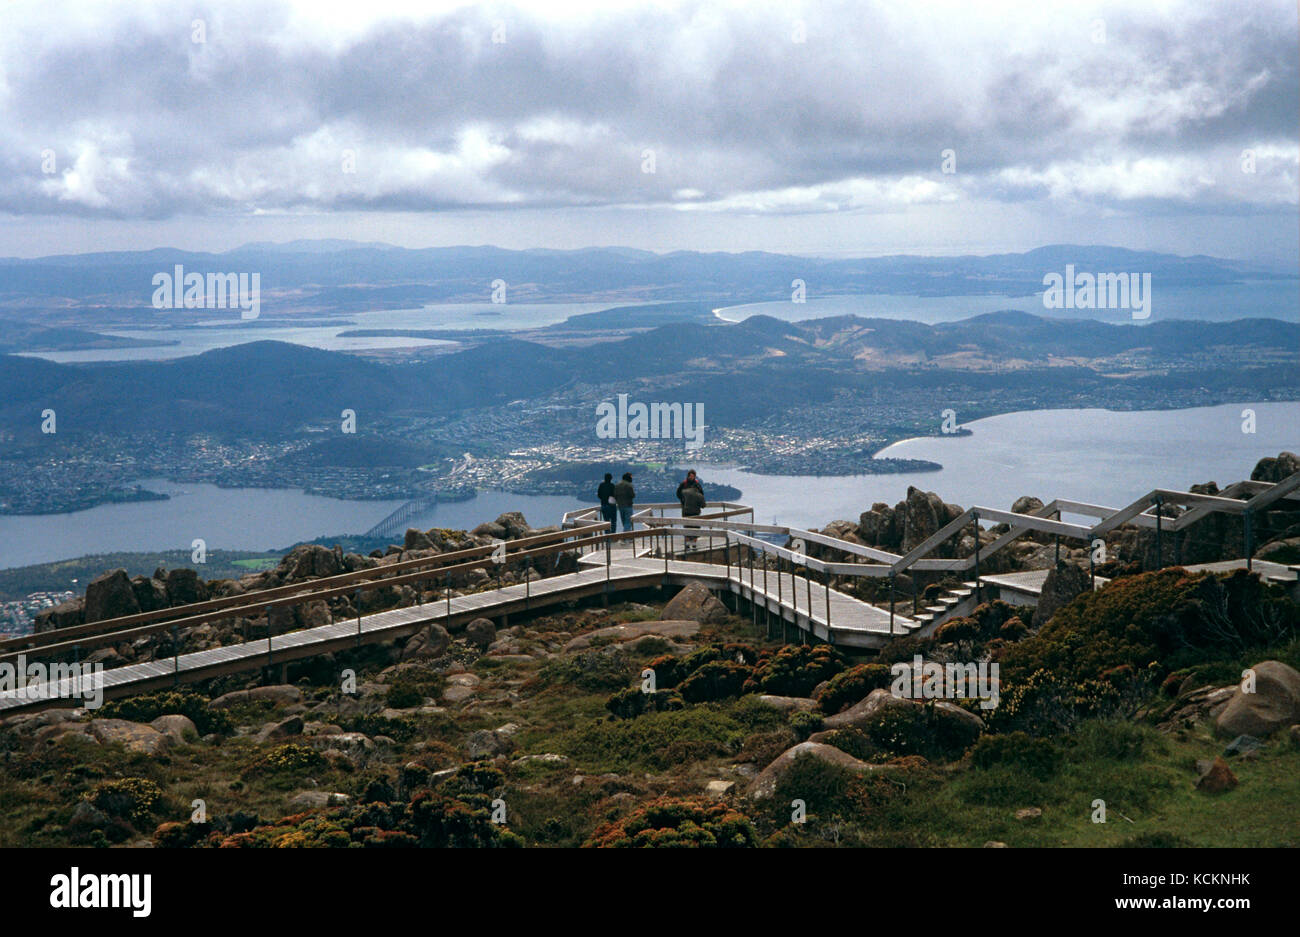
[88,719,171,755]
[1215,661,1300,738]
[84,569,141,623]
[164,568,207,605]
[561,620,700,652]
[749,741,889,799]
[402,624,451,659]
[150,714,198,744]
[661,581,728,624]
[208,685,302,710]
[34,597,85,633]
[754,695,818,713]
[822,688,915,730]
[280,544,346,582]
[1194,756,1238,793]
[465,618,497,650]
[1252,451,1300,484]
[131,575,169,612]
[855,487,966,556]
[1031,561,1091,628]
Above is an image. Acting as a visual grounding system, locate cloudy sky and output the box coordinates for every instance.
[1,0,1296,264]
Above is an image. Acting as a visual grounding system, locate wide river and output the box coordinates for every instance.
[1,401,1295,569]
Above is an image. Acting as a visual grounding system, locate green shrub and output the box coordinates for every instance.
[585,798,757,848]
[243,743,327,779]
[770,752,855,817]
[816,663,893,714]
[555,706,745,772]
[87,778,164,827]
[336,713,419,742]
[987,669,1127,736]
[810,727,877,761]
[538,646,642,692]
[1070,720,1157,763]
[865,703,979,762]
[384,682,423,709]
[679,661,751,703]
[969,731,1061,780]
[745,644,845,697]
[788,710,823,741]
[604,687,685,719]
[1002,568,1299,690]
[98,690,231,736]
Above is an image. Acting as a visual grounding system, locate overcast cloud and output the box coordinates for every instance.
[0,0,1295,260]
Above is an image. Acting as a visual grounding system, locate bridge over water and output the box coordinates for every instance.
[2,468,1298,713]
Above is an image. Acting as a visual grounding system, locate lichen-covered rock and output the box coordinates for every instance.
[749,741,888,799]
[87,719,171,755]
[1215,661,1300,738]
[661,582,727,624]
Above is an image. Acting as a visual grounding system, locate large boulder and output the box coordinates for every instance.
[465,728,515,760]
[84,569,141,623]
[131,576,169,612]
[1031,561,1092,628]
[1011,495,1044,516]
[661,582,728,624]
[1252,452,1300,483]
[856,502,900,549]
[494,511,532,539]
[164,568,207,606]
[1215,661,1300,738]
[562,620,700,652]
[208,685,302,710]
[280,544,345,582]
[465,618,497,651]
[34,597,84,633]
[901,487,964,552]
[403,528,436,551]
[402,624,451,659]
[749,742,887,799]
[821,688,985,738]
[822,688,913,730]
[149,714,198,744]
[87,719,171,755]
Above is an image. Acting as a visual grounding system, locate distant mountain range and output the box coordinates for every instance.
[0,242,1291,323]
[0,310,1293,441]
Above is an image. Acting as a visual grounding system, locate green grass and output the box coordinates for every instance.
[752,718,1300,847]
[231,557,280,571]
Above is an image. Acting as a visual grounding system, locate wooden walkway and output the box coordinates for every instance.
[6,472,1297,714]
[1,541,915,713]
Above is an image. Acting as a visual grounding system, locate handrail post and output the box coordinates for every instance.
[1154,495,1164,569]
[889,573,896,635]
[172,626,179,684]
[445,573,452,630]
[354,590,362,647]
[1244,508,1254,571]
[824,570,831,634]
[971,512,981,605]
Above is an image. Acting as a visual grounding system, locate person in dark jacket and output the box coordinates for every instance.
[613,472,636,532]
[596,473,617,532]
[676,469,706,547]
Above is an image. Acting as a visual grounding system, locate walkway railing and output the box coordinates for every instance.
[4,466,1297,712]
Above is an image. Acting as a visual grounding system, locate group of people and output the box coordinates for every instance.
[595,469,706,534]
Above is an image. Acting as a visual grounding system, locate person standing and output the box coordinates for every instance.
[614,472,636,532]
[596,472,617,533]
[676,469,706,547]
